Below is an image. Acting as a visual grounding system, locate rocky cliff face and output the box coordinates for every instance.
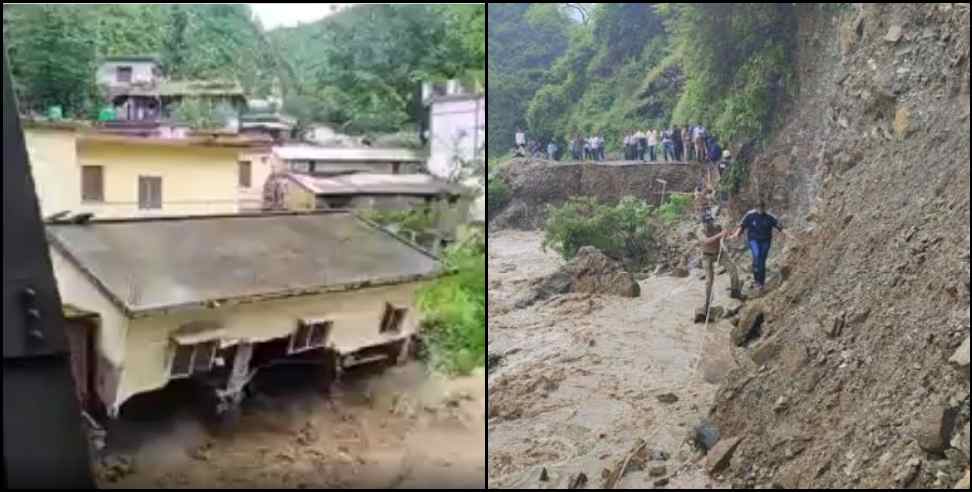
[709,3,971,489]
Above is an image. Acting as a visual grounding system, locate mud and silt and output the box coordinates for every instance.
[96,362,485,489]
[488,230,744,489]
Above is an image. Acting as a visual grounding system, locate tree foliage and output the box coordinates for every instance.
[272,4,484,135]
[486,3,571,154]
[668,3,797,145]
[499,3,798,160]
[6,4,484,133]
[170,97,236,130]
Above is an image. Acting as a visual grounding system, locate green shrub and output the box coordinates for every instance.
[361,206,437,238]
[542,196,655,266]
[170,97,237,130]
[720,158,750,196]
[417,238,485,375]
[656,193,692,224]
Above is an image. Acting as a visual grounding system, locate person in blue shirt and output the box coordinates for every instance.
[730,202,791,292]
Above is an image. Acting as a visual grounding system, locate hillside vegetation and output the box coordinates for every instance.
[3,3,484,134]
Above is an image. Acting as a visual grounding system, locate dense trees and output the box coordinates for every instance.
[490,3,797,156]
[4,4,484,134]
[486,4,572,155]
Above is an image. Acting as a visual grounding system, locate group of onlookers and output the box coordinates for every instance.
[513,126,729,167]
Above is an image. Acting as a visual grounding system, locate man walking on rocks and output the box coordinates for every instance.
[730,202,790,293]
[701,219,742,312]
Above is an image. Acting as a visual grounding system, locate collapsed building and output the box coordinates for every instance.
[46,211,443,423]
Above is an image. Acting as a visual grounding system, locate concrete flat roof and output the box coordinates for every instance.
[46,211,442,317]
[273,145,425,163]
[287,173,468,197]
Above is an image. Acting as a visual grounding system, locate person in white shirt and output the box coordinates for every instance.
[692,125,707,163]
[623,134,631,160]
[515,129,526,155]
[647,128,658,162]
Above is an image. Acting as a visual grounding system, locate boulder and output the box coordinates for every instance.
[913,405,959,456]
[656,393,679,405]
[732,303,766,346]
[951,423,970,462]
[515,247,640,308]
[955,470,970,490]
[885,25,903,43]
[671,267,690,278]
[695,306,726,324]
[824,314,846,339]
[948,336,970,380]
[752,340,783,366]
[706,437,743,476]
[567,247,641,298]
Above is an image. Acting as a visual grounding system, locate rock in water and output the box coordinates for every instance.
[568,472,588,489]
[656,393,680,404]
[517,247,640,308]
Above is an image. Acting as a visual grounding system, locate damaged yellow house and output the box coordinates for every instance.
[46,211,442,421]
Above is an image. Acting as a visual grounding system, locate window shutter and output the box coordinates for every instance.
[151,177,162,209]
[239,161,252,188]
[309,321,331,347]
[82,166,103,202]
[193,341,217,373]
[170,344,195,378]
[139,176,163,210]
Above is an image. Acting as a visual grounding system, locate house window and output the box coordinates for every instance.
[138,176,162,210]
[392,163,401,175]
[117,66,133,83]
[81,165,104,203]
[288,320,333,354]
[169,341,219,379]
[290,161,311,173]
[323,196,353,209]
[239,161,252,188]
[380,303,408,335]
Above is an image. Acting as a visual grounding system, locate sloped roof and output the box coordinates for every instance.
[46,211,442,317]
[287,173,468,197]
[273,145,425,163]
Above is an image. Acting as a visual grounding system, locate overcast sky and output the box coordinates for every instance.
[249,3,352,30]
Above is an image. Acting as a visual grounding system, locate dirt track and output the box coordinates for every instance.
[487,230,742,489]
[97,362,485,489]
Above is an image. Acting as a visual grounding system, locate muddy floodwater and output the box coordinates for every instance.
[97,362,485,489]
[488,230,740,489]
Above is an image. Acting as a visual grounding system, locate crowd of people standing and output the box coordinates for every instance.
[515,125,727,167]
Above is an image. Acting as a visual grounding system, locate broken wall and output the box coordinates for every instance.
[115,281,429,413]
